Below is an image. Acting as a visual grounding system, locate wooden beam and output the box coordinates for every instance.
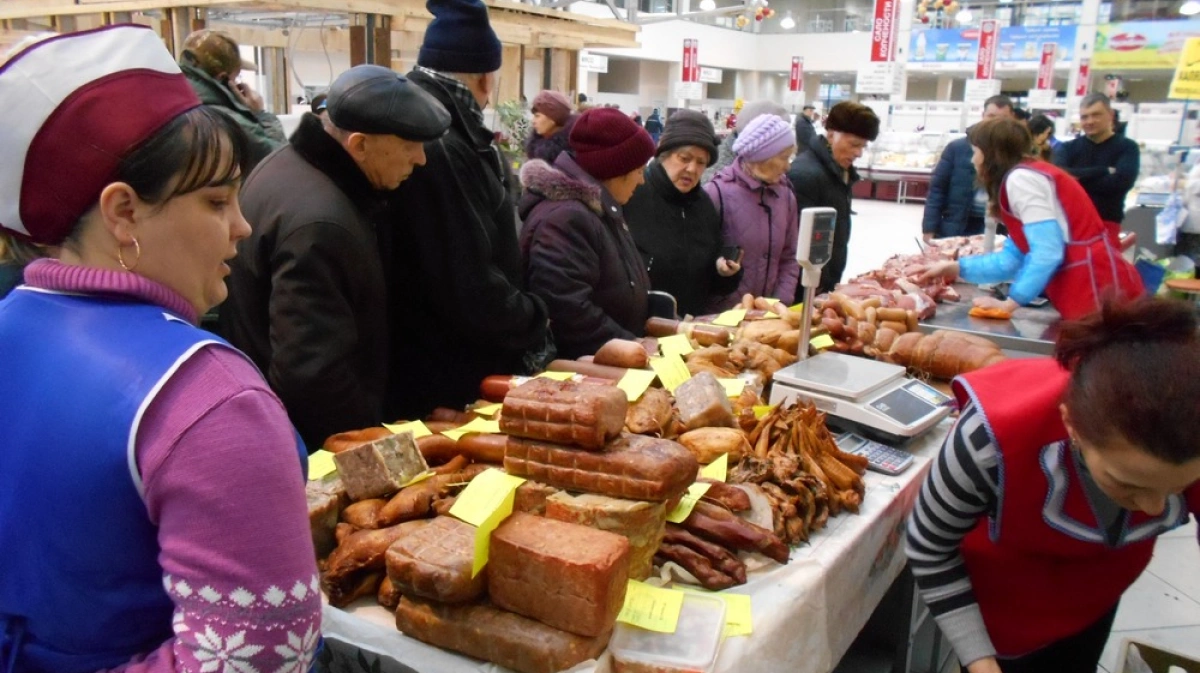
[372,16,389,66]
[348,24,366,67]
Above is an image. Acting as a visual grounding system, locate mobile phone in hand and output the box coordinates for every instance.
[720,245,743,263]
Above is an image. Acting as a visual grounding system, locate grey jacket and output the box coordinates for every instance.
[180,54,287,171]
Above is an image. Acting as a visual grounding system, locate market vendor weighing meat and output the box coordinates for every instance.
[917,119,1143,321]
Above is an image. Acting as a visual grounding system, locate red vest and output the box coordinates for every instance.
[952,358,1198,657]
[998,161,1143,321]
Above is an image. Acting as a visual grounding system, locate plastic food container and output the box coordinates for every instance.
[609,591,726,673]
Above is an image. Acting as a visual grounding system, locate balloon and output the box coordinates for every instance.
[756,12,764,20]
[921,14,930,22]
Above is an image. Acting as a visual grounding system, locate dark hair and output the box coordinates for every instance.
[1013,107,1031,122]
[1056,297,1200,465]
[62,106,250,247]
[967,118,1032,217]
[825,101,880,141]
[1027,114,1056,160]
[983,94,1014,111]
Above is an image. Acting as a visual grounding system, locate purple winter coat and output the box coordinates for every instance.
[525,115,578,164]
[702,158,800,311]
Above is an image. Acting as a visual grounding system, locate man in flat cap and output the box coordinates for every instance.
[378,0,552,419]
[179,29,286,171]
[221,65,451,450]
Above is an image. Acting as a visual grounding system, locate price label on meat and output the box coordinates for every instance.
[449,468,527,577]
[440,417,502,441]
[617,368,657,402]
[712,308,747,327]
[537,370,575,381]
[700,453,728,482]
[667,482,713,523]
[649,354,692,393]
[617,580,685,633]
[679,587,753,637]
[717,378,746,398]
[307,449,338,480]
[658,333,695,358]
[471,402,503,417]
[383,420,433,438]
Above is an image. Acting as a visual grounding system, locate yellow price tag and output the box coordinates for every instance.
[383,420,433,438]
[649,354,692,394]
[700,453,728,482]
[712,308,747,327]
[666,482,712,523]
[810,334,836,350]
[448,468,527,577]
[472,403,503,417]
[789,302,805,313]
[717,378,746,398]
[617,368,657,402]
[678,588,753,638]
[440,417,502,442]
[657,333,695,358]
[537,370,575,381]
[753,404,774,419]
[307,449,338,480]
[400,470,435,488]
[616,580,685,634]
[761,298,780,304]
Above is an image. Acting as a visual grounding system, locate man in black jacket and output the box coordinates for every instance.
[1054,92,1140,238]
[379,0,552,420]
[787,101,880,296]
[794,105,818,154]
[221,65,450,451]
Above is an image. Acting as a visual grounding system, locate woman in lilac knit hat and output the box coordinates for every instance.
[703,112,799,311]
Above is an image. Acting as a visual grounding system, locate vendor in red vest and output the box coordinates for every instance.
[917,118,1142,321]
[906,297,1200,673]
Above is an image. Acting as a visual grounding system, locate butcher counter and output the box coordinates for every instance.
[918,283,1061,356]
[318,418,954,673]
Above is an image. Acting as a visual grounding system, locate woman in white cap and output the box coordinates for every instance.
[703,113,799,311]
[0,26,319,672]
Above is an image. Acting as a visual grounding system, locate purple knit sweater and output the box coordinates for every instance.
[22,259,321,673]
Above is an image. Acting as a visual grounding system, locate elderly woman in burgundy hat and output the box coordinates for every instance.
[526,89,578,164]
[519,107,656,358]
[0,26,319,672]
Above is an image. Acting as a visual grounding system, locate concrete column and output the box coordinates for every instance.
[936,75,954,101]
[262,46,289,115]
[892,0,917,102]
[1066,0,1100,122]
[549,48,576,96]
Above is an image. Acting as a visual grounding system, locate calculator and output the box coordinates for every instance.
[835,432,914,476]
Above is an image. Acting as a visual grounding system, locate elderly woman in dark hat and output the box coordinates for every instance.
[624,109,742,317]
[526,89,578,164]
[788,100,880,294]
[0,25,319,671]
[519,107,657,358]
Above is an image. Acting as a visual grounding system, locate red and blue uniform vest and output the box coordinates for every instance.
[998,160,1143,321]
[952,358,1198,657]
[0,288,305,673]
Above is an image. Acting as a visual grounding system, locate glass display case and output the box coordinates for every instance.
[865,131,963,175]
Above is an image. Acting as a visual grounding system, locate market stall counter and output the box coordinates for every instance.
[918,283,1061,355]
[318,419,950,673]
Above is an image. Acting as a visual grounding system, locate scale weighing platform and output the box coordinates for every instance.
[769,352,953,444]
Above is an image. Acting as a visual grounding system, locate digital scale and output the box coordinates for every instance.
[767,208,953,445]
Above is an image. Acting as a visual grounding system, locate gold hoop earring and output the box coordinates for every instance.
[118,237,141,272]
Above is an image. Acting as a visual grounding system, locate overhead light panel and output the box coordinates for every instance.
[780,11,796,29]
[957,8,973,22]
[1182,0,1200,15]
[699,0,716,10]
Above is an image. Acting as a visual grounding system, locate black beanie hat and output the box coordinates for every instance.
[418,0,502,74]
[656,109,719,164]
[824,101,881,141]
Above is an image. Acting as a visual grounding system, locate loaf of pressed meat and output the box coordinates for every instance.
[395,597,611,673]
[624,387,674,435]
[489,512,630,637]
[385,516,484,604]
[512,480,559,515]
[500,378,628,450]
[306,477,345,559]
[333,432,429,501]
[504,434,698,502]
[674,372,736,430]
[545,492,666,580]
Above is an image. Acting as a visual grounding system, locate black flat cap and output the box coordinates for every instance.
[327,65,451,142]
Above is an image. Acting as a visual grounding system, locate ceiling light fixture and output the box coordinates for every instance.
[699,0,716,11]
[957,7,973,22]
[780,11,796,29]
[1182,0,1200,16]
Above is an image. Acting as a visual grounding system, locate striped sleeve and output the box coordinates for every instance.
[905,402,1001,666]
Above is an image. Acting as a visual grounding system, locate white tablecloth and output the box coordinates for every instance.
[321,420,951,673]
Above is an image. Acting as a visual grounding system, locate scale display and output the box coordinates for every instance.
[868,380,951,427]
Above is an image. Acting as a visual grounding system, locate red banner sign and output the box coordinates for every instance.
[682,39,699,83]
[789,56,804,92]
[1036,42,1057,89]
[870,0,899,62]
[975,19,999,80]
[1075,58,1091,96]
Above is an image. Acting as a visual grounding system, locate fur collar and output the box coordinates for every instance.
[519,157,603,215]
